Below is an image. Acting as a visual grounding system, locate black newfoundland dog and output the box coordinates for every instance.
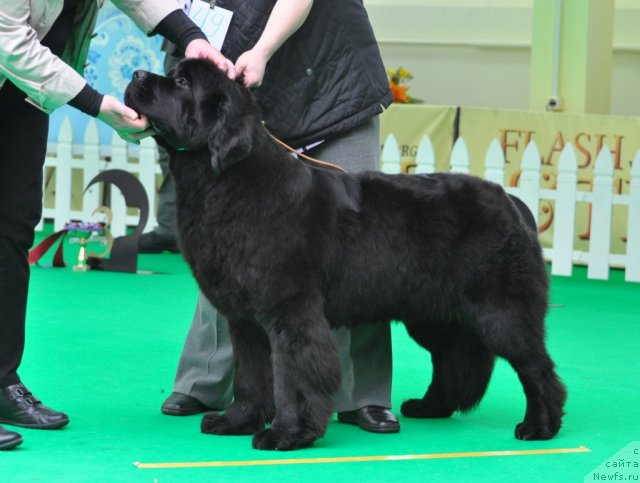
[125,59,566,451]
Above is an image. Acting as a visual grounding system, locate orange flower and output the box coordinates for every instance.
[389,81,409,103]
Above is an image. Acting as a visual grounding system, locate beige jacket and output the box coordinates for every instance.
[0,0,180,113]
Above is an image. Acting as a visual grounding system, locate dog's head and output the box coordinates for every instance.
[124,58,259,175]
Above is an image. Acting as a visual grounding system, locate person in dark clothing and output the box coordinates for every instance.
[0,0,235,449]
[155,0,400,434]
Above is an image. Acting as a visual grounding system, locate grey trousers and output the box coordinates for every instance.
[172,116,393,412]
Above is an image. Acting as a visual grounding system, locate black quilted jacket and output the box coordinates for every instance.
[216,0,392,148]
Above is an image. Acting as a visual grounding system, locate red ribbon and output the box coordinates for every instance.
[28,230,68,267]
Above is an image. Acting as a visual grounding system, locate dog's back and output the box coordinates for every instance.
[324,171,547,327]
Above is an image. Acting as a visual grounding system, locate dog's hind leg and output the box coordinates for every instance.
[252,304,341,451]
[401,321,495,418]
[509,352,566,440]
[477,308,567,440]
[201,318,275,436]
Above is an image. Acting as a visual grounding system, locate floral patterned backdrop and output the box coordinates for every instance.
[48,2,165,146]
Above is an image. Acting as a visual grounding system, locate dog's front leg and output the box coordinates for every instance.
[201,319,274,436]
[252,308,341,451]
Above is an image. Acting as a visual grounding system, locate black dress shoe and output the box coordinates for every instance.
[138,232,179,254]
[161,392,217,416]
[0,425,23,450]
[0,383,69,429]
[337,405,400,434]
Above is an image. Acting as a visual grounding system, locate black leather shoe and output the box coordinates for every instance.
[161,392,217,416]
[138,232,180,254]
[0,425,22,450]
[337,405,400,434]
[0,384,69,429]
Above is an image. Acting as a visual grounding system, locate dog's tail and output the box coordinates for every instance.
[456,334,496,412]
[403,322,495,418]
[440,325,495,413]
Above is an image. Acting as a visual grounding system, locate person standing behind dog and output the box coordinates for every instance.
[159,0,401,434]
[0,0,235,450]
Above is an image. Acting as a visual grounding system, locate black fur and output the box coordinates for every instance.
[125,59,567,451]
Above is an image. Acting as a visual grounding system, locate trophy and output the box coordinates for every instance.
[67,207,114,272]
[29,169,148,273]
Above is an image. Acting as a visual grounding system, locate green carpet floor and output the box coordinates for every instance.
[1,232,639,482]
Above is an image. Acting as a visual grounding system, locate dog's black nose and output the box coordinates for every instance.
[133,70,147,81]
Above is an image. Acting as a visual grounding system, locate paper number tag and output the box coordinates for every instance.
[188,2,233,51]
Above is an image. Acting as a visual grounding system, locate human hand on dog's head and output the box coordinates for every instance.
[185,39,236,80]
[235,48,268,88]
[97,95,155,144]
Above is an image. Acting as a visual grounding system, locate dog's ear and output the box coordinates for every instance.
[207,97,253,175]
[208,123,252,175]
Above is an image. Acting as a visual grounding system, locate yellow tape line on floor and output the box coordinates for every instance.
[134,445,590,469]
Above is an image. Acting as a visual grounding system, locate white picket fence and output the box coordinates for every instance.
[380,134,640,283]
[39,118,640,282]
[40,118,160,238]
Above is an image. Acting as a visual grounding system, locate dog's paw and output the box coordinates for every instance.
[401,398,454,419]
[251,428,316,451]
[200,412,258,435]
[514,421,555,441]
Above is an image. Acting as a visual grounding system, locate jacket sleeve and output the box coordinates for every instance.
[111,0,182,35]
[0,0,87,112]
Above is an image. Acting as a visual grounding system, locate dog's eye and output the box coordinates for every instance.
[175,77,189,88]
